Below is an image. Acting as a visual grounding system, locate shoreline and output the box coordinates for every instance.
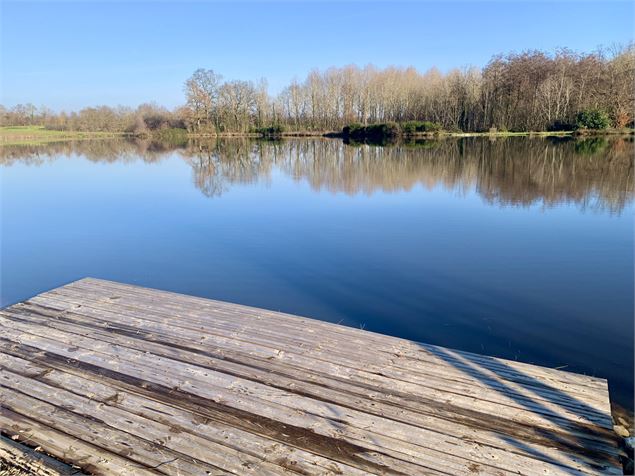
[1,126,633,147]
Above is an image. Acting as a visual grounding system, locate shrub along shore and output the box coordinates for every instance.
[1,122,632,147]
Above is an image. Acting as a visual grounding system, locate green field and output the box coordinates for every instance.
[0,126,123,146]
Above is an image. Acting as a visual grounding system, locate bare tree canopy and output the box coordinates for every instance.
[2,45,633,134]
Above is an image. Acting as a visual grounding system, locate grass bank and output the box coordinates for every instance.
[0,126,125,146]
[447,128,634,138]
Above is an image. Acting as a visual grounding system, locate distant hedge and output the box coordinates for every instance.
[342,121,443,141]
[254,125,286,137]
[401,121,443,134]
[575,110,610,130]
[547,120,575,132]
[152,127,188,143]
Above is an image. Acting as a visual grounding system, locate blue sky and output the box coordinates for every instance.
[2,1,633,110]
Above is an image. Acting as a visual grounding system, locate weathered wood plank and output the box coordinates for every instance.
[0,353,397,476]
[0,278,622,476]
[0,386,228,476]
[0,306,620,465]
[0,434,88,476]
[2,323,587,476]
[0,408,159,475]
[53,279,613,396]
[0,346,443,476]
[1,369,350,476]
[70,278,609,389]
[27,289,612,416]
[23,293,614,427]
[0,317,619,475]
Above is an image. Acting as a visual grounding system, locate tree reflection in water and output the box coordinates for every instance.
[2,136,632,214]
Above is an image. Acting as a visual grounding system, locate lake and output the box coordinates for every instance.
[1,136,633,414]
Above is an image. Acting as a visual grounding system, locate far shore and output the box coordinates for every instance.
[0,126,126,146]
[1,125,633,147]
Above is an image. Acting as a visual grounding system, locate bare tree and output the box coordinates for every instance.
[3,45,633,134]
[184,68,223,132]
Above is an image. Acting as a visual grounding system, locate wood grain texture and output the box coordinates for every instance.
[0,278,623,475]
[0,434,88,476]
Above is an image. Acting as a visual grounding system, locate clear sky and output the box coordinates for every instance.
[2,1,633,110]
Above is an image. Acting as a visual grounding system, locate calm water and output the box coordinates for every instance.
[1,137,633,411]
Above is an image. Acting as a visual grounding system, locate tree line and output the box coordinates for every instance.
[2,45,633,134]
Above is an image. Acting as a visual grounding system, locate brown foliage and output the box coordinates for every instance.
[2,46,633,134]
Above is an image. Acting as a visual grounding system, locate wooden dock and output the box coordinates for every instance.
[0,278,623,475]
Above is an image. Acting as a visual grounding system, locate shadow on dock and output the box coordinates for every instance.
[425,345,623,474]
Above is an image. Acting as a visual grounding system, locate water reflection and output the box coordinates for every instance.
[1,136,633,213]
[1,136,633,414]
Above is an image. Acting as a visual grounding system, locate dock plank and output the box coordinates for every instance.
[27,290,612,414]
[1,305,618,458]
[0,278,623,475]
[55,280,614,395]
